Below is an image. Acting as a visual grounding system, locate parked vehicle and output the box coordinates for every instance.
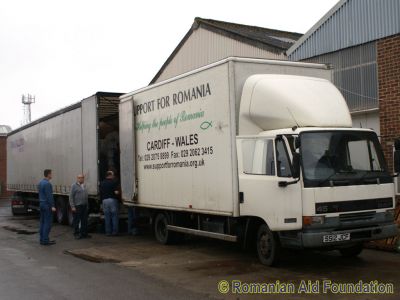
[7,92,122,224]
[119,57,398,265]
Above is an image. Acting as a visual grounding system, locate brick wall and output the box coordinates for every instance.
[0,136,11,198]
[378,34,400,170]
[375,34,400,251]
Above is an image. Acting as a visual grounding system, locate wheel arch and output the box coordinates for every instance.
[240,216,280,249]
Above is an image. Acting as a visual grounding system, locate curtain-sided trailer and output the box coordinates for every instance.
[7,92,121,224]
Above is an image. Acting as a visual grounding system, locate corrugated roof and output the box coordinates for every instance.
[197,18,302,51]
[287,0,400,61]
[150,17,302,84]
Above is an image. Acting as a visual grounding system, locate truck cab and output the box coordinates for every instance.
[237,74,397,265]
[237,127,397,264]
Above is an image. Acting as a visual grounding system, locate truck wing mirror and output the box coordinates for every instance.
[394,153,400,174]
[279,154,301,188]
[395,152,400,174]
[395,139,400,151]
[294,137,301,149]
[394,139,400,173]
[292,152,300,178]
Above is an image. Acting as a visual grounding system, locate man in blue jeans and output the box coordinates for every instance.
[99,171,120,236]
[38,169,56,245]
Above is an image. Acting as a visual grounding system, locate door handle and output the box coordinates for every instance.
[239,192,244,203]
[278,178,300,187]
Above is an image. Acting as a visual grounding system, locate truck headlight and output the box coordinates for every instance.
[303,216,325,226]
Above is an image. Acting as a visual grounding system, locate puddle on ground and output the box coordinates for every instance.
[64,250,122,263]
[2,225,37,235]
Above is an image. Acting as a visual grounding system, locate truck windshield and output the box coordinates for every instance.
[300,131,392,188]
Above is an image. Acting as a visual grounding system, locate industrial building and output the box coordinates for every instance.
[151,17,302,83]
[0,125,11,199]
[287,0,400,171]
[149,5,399,250]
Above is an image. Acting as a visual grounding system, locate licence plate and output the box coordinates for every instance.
[322,233,350,243]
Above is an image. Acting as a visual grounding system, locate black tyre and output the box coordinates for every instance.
[154,213,177,245]
[256,224,280,266]
[56,197,68,225]
[339,243,363,257]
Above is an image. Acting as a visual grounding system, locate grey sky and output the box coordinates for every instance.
[0,0,338,130]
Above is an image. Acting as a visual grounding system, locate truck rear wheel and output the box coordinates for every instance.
[256,224,280,266]
[56,197,68,225]
[154,213,178,245]
[339,243,363,257]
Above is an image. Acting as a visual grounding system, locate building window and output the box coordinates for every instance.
[305,42,378,112]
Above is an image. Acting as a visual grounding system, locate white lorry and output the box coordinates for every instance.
[119,57,398,265]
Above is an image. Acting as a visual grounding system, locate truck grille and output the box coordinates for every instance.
[339,211,376,222]
[315,198,392,214]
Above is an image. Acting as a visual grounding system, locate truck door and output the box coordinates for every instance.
[238,137,302,231]
[119,98,136,203]
[82,96,98,195]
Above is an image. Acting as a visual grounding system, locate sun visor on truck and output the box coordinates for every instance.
[238,74,352,135]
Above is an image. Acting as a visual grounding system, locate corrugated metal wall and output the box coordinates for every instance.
[155,27,286,83]
[288,0,400,61]
[304,41,378,112]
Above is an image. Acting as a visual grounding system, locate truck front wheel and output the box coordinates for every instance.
[154,213,178,245]
[256,224,280,266]
[339,243,363,257]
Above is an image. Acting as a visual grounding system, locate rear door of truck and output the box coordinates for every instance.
[81,96,99,195]
[119,98,136,203]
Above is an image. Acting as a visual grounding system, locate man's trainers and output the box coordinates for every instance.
[40,240,56,246]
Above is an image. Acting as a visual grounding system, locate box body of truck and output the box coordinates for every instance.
[7,92,121,223]
[120,58,331,214]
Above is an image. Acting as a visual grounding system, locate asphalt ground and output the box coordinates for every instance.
[0,200,399,300]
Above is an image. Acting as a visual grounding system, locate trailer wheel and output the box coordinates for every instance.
[256,224,280,266]
[339,243,363,257]
[56,197,68,225]
[154,213,177,245]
